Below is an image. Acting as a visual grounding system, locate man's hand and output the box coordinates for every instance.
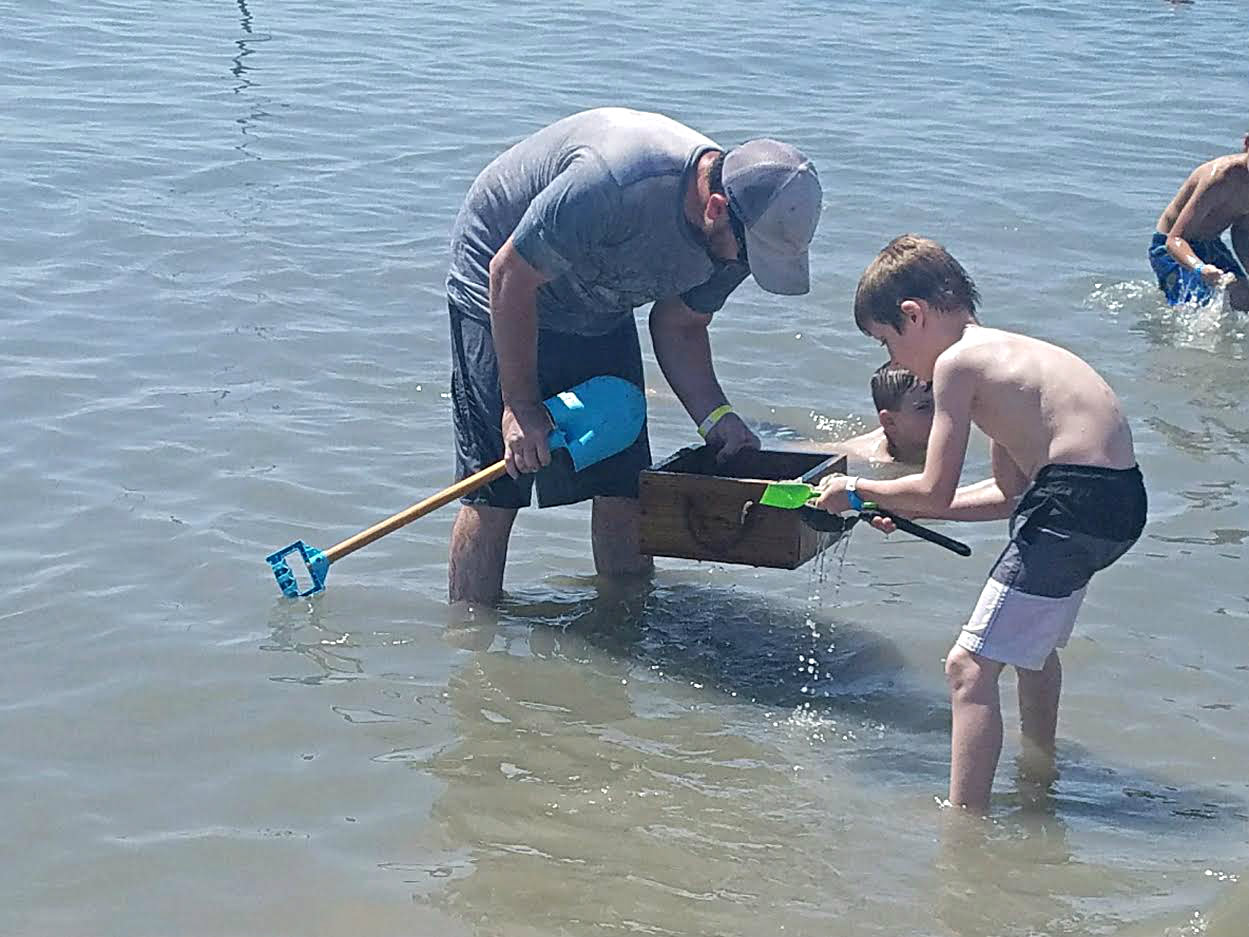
[704,412,760,463]
[501,401,553,478]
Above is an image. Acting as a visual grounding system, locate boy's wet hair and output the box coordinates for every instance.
[870,361,920,412]
[854,234,980,334]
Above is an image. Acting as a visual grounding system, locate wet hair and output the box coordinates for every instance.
[853,234,980,334]
[870,361,920,412]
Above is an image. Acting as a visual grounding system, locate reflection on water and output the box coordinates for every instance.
[260,579,1249,935]
[1128,292,1249,359]
[8,0,1249,930]
[229,0,271,158]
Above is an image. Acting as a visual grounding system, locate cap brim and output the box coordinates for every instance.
[746,233,810,295]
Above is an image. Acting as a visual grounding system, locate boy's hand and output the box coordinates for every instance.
[1198,263,1227,286]
[811,474,851,514]
[863,513,897,534]
[812,475,899,534]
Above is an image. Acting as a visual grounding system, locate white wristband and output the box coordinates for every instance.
[845,476,865,511]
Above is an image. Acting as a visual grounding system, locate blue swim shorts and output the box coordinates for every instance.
[1148,232,1246,306]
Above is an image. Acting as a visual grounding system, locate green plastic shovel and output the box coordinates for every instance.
[759,481,971,557]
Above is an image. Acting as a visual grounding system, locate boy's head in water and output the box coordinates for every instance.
[870,362,932,463]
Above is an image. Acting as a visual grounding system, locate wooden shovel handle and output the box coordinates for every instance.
[324,460,508,563]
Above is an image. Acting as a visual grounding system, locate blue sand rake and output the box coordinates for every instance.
[266,375,647,597]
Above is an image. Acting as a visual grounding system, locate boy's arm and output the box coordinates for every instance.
[828,428,888,462]
[1166,174,1233,283]
[929,441,1028,522]
[814,351,973,515]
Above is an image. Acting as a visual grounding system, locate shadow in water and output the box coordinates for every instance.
[260,579,1247,936]
[259,571,1246,837]
[444,576,1248,835]
[491,575,948,733]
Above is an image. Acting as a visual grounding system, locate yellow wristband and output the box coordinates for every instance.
[697,404,734,438]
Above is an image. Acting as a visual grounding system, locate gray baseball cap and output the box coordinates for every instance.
[722,139,822,295]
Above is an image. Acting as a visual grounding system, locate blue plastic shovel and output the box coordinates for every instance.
[266,375,647,597]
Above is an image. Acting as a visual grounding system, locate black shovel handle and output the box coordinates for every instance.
[860,506,971,557]
[794,462,970,557]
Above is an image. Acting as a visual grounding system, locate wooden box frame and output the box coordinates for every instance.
[638,445,847,569]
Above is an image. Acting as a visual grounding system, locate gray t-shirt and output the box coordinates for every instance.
[446,108,749,336]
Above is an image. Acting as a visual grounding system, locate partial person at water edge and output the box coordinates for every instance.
[444,107,822,605]
[1149,132,1249,310]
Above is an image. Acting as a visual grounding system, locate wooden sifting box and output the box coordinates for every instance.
[638,445,848,569]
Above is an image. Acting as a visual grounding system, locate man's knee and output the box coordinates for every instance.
[591,496,652,576]
[449,504,518,605]
[453,502,518,539]
[592,495,640,525]
[449,504,518,567]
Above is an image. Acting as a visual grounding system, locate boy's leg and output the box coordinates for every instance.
[945,644,1006,813]
[449,504,518,605]
[591,496,654,577]
[1016,650,1062,779]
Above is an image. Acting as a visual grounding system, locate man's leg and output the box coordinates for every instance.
[449,503,518,605]
[945,644,1006,813]
[591,496,653,577]
[1016,650,1062,780]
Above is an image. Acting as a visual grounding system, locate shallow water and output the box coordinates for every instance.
[3,1,1248,935]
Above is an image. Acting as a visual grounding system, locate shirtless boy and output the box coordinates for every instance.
[835,362,932,466]
[1150,133,1249,310]
[814,235,1147,813]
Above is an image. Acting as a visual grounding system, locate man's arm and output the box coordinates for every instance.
[814,350,974,516]
[489,236,554,478]
[648,296,758,459]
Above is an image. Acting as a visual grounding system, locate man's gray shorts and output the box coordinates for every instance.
[448,301,651,509]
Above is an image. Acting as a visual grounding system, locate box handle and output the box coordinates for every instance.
[683,495,759,553]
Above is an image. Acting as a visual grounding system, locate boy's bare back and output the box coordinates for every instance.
[939,325,1136,480]
[1155,150,1249,241]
